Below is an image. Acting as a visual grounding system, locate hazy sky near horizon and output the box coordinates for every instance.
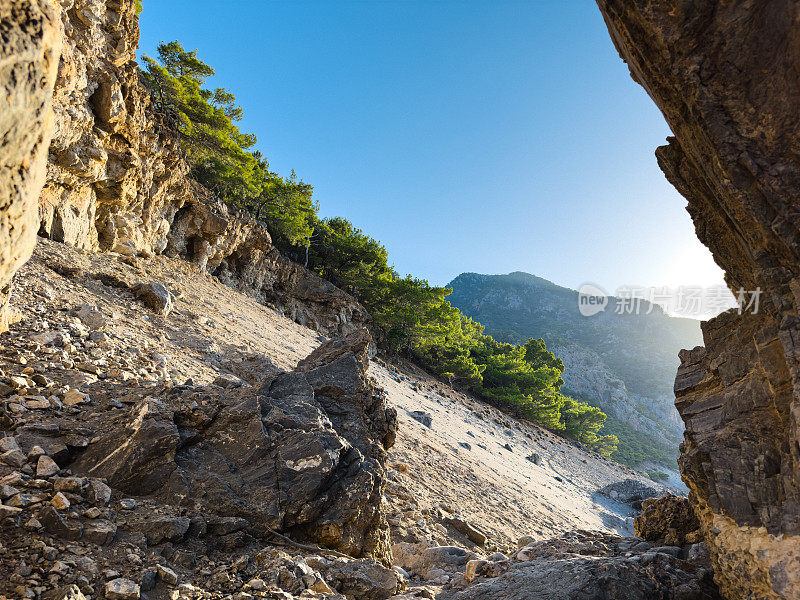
[139,0,730,306]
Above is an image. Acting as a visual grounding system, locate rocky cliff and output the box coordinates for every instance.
[32,0,368,337]
[597,0,800,597]
[0,0,61,332]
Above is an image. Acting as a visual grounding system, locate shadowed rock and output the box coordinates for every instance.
[455,530,720,600]
[634,493,701,547]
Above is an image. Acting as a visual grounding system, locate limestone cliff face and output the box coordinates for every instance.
[35,0,367,336]
[597,1,800,597]
[40,0,188,256]
[0,0,61,331]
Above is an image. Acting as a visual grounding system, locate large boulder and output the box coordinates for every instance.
[72,329,397,563]
[598,479,659,509]
[634,493,701,547]
[596,1,800,597]
[0,0,61,331]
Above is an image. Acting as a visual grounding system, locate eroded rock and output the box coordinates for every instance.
[634,493,701,547]
[0,0,61,331]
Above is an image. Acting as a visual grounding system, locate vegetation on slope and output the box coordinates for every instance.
[447,272,703,469]
[140,40,618,455]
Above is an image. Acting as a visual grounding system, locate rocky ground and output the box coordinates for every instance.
[0,240,718,599]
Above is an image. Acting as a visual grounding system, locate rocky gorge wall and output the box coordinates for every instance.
[35,0,368,337]
[596,1,800,598]
[0,0,61,332]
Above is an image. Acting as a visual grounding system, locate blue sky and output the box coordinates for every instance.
[139,0,728,300]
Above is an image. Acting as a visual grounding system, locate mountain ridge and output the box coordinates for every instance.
[446,270,704,476]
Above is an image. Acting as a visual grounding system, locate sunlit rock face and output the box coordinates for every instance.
[596,1,800,597]
[40,0,189,256]
[0,0,61,331]
[35,0,369,337]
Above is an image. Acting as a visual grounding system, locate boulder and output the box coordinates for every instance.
[408,410,432,428]
[104,578,140,600]
[455,530,719,599]
[393,541,476,579]
[133,282,174,316]
[444,516,488,545]
[325,557,402,600]
[634,493,701,547]
[597,479,659,509]
[72,330,397,563]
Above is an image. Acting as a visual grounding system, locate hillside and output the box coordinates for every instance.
[447,272,703,476]
[0,239,683,599]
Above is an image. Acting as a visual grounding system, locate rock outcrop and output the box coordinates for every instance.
[0,0,61,332]
[39,0,187,256]
[596,1,800,597]
[71,329,398,564]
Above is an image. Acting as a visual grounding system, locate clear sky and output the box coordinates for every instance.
[139,0,729,305]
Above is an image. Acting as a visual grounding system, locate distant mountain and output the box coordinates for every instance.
[447,272,704,475]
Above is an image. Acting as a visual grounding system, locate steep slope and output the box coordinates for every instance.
[0,239,687,599]
[447,272,703,475]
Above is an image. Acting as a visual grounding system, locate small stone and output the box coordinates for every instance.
[140,516,190,545]
[245,579,267,591]
[0,505,23,519]
[41,584,87,600]
[87,480,111,505]
[0,484,19,499]
[213,373,243,388]
[444,516,488,545]
[526,453,541,465]
[51,492,71,510]
[27,445,46,461]
[84,519,117,545]
[118,498,136,510]
[308,576,333,594]
[156,565,178,586]
[1,449,27,468]
[62,389,89,406]
[134,283,174,316]
[7,493,42,507]
[465,559,489,583]
[39,505,83,541]
[409,410,433,428]
[0,436,20,452]
[83,507,102,519]
[9,374,30,388]
[54,476,84,494]
[72,304,107,330]
[37,455,60,477]
[517,535,536,549]
[105,578,140,600]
